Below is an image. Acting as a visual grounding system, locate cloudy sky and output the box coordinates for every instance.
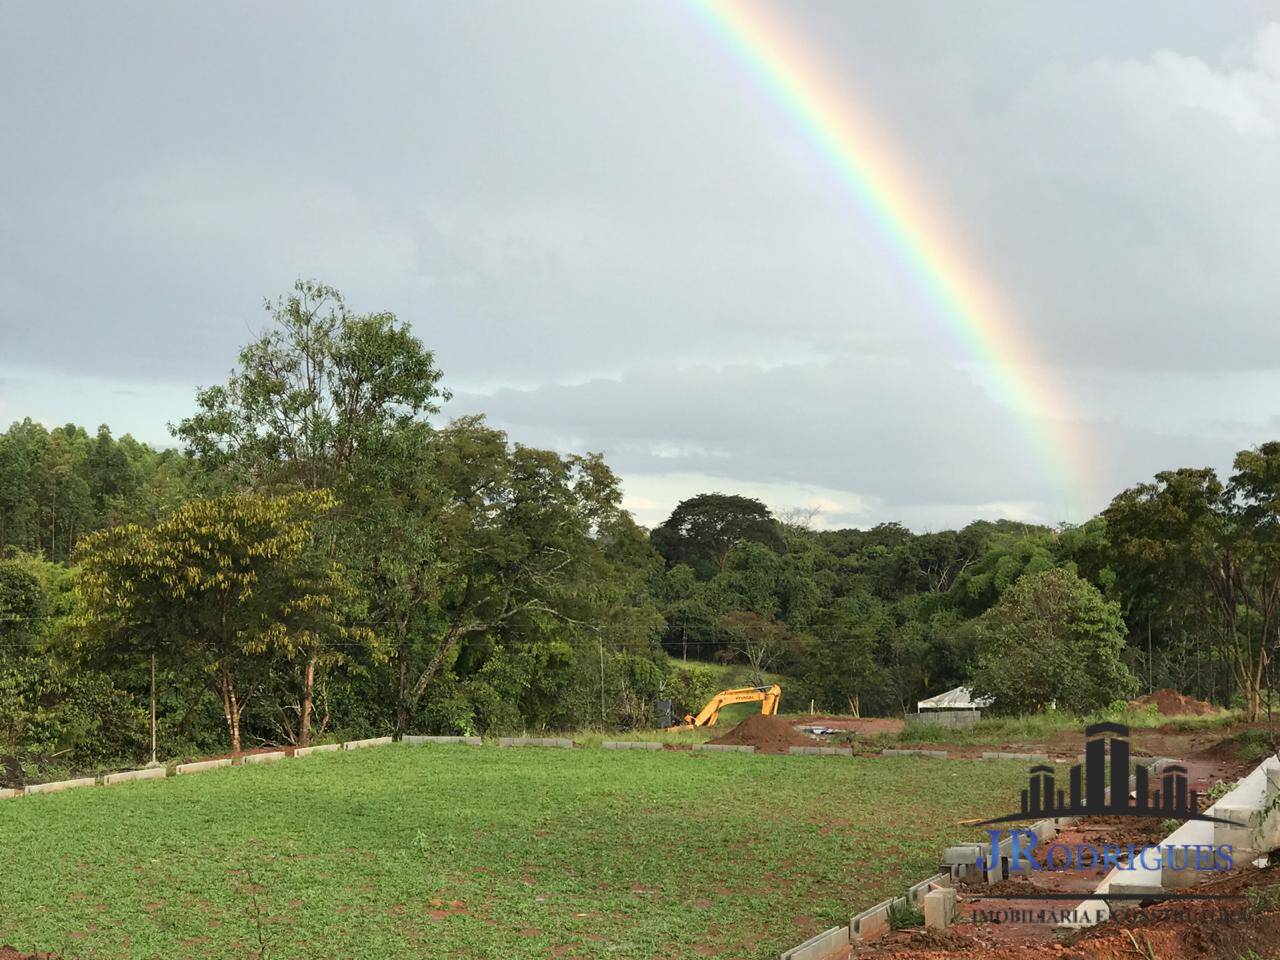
[4,1,1280,529]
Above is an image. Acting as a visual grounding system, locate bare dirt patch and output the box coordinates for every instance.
[790,715,906,736]
[1128,689,1218,716]
[708,714,817,754]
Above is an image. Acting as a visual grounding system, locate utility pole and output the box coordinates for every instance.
[147,652,160,768]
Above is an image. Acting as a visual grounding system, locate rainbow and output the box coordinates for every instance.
[686,0,1089,516]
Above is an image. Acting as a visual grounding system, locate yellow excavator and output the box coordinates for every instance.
[669,684,782,729]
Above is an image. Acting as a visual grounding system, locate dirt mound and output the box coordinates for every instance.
[1128,688,1217,716]
[708,714,815,754]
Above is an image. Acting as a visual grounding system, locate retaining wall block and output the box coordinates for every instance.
[850,897,900,944]
[788,746,854,757]
[242,751,287,765]
[942,844,984,865]
[24,777,97,795]
[499,737,574,748]
[1031,818,1058,843]
[980,751,1050,762]
[985,856,1009,885]
[343,736,393,750]
[907,872,952,907]
[103,768,167,786]
[693,743,755,754]
[778,925,849,960]
[294,744,341,757]
[0,788,17,799]
[881,749,948,759]
[602,741,663,751]
[923,888,957,930]
[401,735,483,746]
[175,758,233,775]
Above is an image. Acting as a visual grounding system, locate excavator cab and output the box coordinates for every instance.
[664,684,782,730]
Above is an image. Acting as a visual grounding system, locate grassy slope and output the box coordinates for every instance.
[1,746,1032,960]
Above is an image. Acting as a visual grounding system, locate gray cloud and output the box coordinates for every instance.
[3,1,1280,527]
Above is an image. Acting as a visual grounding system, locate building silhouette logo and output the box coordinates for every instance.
[979,722,1236,825]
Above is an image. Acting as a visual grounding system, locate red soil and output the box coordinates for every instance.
[708,714,817,754]
[791,715,906,736]
[0,948,53,959]
[1128,689,1218,716]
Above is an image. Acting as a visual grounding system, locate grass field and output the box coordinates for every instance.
[1,745,1034,960]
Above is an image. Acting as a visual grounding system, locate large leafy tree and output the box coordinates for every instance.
[1104,452,1280,720]
[970,567,1135,714]
[650,493,784,575]
[175,280,447,492]
[394,417,662,731]
[75,491,370,750]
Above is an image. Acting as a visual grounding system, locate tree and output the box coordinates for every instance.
[393,417,658,731]
[970,568,1136,714]
[718,610,788,685]
[175,280,447,492]
[75,490,371,750]
[650,494,784,575]
[1103,461,1280,718]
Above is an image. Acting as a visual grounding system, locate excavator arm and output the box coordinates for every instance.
[677,684,782,728]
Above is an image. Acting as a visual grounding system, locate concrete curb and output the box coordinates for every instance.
[980,751,1050,761]
[0,787,18,799]
[242,751,287,765]
[103,768,167,786]
[602,741,663,750]
[881,748,948,759]
[778,925,848,960]
[850,896,904,944]
[175,758,232,775]
[906,872,952,907]
[24,777,96,795]
[788,746,853,756]
[402,735,483,746]
[693,743,755,754]
[343,736,393,750]
[294,744,341,757]
[499,737,574,748]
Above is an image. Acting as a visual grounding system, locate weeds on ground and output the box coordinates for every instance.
[888,899,924,930]
[893,707,1239,747]
[1245,881,1280,917]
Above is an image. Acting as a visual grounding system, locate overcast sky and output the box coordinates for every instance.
[4,1,1280,529]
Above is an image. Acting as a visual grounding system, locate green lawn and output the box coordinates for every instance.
[1,745,1032,960]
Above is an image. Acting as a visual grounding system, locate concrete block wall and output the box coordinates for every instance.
[242,751,286,764]
[498,737,574,748]
[788,746,853,757]
[602,741,662,750]
[176,758,232,775]
[850,896,903,944]
[882,748,948,759]
[24,777,96,795]
[778,925,849,960]
[294,744,341,756]
[906,710,981,728]
[103,768,166,786]
[343,736,393,750]
[906,872,951,907]
[693,743,754,754]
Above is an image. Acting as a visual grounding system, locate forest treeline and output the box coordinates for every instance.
[2,281,1277,774]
